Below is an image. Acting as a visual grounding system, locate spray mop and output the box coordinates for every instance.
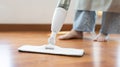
[18,0,84,56]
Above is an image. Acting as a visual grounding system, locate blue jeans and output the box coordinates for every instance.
[73,10,120,34]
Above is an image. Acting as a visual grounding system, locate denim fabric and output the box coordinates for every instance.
[73,10,96,32]
[100,12,120,34]
[73,10,120,34]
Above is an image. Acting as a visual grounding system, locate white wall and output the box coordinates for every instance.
[0,0,75,24]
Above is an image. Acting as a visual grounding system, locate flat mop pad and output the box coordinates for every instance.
[18,45,84,56]
[18,0,85,56]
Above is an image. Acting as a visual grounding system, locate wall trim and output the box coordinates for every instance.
[0,24,101,31]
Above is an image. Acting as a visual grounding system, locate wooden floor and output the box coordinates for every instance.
[0,31,120,67]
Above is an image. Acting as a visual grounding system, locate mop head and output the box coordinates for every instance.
[18,45,84,56]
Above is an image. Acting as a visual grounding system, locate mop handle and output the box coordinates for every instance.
[48,0,71,45]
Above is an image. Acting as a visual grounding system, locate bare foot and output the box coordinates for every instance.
[58,30,83,40]
[94,33,109,42]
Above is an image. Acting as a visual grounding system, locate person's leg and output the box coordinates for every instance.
[58,10,96,40]
[94,12,120,42]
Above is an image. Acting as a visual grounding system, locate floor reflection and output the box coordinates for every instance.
[92,42,102,67]
[0,44,13,67]
[116,45,120,67]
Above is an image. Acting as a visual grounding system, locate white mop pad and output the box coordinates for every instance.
[18,45,84,56]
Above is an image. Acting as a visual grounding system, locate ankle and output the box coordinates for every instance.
[74,30,83,34]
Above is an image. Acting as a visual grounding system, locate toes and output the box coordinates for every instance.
[93,35,98,41]
[97,38,105,42]
[94,37,108,42]
[93,38,97,41]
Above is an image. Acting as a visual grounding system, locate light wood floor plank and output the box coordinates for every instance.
[0,31,120,67]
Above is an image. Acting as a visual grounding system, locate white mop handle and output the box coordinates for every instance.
[48,32,56,45]
[48,0,71,45]
[51,7,67,33]
[51,0,71,33]
[48,8,67,45]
